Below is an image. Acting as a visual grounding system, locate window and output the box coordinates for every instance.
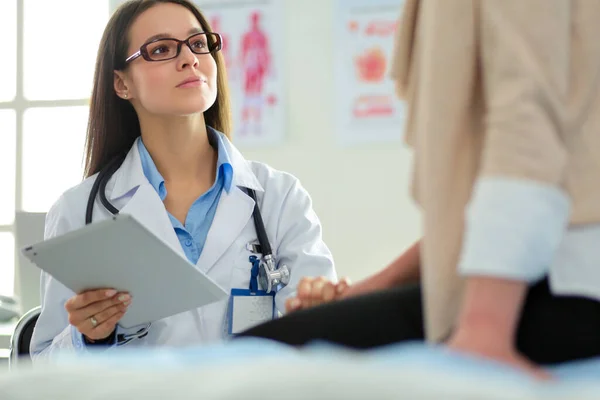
[0,1,16,102]
[0,234,15,296]
[23,0,107,100]
[22,106,89,212]
[0,109,16,296]
[0,111,16,225]
[0,1,109,297]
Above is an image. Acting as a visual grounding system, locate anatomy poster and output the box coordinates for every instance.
[198,0,285,147]
[109,0,286,147]
[334,0,405,146]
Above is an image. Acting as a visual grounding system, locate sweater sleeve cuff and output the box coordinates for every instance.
[458,178,570,282]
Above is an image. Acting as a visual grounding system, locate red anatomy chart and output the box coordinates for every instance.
[239,11,273,135]
[200,1,285,147]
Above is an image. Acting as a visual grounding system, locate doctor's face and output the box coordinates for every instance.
[116,3,219,117]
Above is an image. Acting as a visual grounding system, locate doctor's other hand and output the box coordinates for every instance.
[65,289,131,341]
[285,277,351,313]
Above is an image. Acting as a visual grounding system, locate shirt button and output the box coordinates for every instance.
[185,239,193,247]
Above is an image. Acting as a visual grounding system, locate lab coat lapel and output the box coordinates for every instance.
[197,186,255,273]
[107,138,184,258]
[196,131,264,273]
[119,184,184,258]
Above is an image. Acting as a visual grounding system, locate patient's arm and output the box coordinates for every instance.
[285,239,421,312]
[340,239,421,299]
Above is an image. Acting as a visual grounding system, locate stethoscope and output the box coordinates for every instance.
[85,153,290,344]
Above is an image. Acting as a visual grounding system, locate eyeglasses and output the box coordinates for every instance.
[125,32,222,64]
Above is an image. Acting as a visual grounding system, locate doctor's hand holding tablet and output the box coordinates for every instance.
[65,289,131,343]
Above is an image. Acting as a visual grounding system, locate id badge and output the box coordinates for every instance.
[227,288,276,336]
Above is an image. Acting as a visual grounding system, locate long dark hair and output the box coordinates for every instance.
[84,0,232,178]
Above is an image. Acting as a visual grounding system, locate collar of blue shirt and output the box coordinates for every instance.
[137,126,234,198]
[107,127,263,201]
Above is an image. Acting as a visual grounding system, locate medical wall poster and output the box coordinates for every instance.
[109,0,286,148]
[196,1,286,147]
[334,0,405,146]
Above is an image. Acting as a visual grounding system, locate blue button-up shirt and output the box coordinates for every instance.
[137,128,233,264]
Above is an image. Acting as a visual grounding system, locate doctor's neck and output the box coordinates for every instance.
[138,112,216,184]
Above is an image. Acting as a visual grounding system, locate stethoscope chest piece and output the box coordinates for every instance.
[258,254,290,293]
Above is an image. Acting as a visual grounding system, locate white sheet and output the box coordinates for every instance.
[3,340,600,400]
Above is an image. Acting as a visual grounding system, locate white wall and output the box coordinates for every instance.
[240,0,421,281]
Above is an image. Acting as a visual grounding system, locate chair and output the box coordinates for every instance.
[9,306,41,369]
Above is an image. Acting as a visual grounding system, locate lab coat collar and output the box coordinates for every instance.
[108,138,147,201]
[217,130,264,192]
[108,129,263,201]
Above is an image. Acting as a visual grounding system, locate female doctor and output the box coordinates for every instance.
[30,0,336,362]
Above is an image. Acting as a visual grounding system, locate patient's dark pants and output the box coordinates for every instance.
[237,279,600,365]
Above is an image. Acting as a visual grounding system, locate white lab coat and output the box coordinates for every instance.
[30,134,336,362]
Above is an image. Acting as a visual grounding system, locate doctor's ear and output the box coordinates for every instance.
[114,71,132,100]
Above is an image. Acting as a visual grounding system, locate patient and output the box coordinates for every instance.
[240,0,600,379]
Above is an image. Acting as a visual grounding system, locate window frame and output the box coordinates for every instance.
[0,0,99,296]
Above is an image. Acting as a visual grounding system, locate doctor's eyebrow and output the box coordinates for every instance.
[143,27,204,44]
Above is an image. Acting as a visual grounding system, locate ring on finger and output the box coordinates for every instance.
[90,316,98,327]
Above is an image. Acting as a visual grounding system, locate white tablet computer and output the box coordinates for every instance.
[21,214,228,329]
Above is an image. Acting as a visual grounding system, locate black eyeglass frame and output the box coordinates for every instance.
[125,32,223,64]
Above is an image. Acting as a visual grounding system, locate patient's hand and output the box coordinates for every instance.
[337,274,395,300]
[285,276,351,313]
[285,241,422,313]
